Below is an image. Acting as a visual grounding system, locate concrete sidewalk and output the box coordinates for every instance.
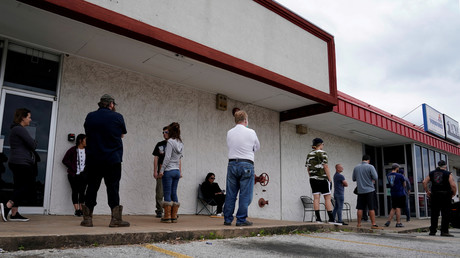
[0,214,430,251]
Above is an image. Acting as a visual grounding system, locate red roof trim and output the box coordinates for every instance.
[19,0,337,106]
[336,91,460,155]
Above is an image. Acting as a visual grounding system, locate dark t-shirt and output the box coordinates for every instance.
[152,140,167,172]
[84,107,127,164]
[429,168,452,194]
[333,172,346,196]
[387,172,405,197]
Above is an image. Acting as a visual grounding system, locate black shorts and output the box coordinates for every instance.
[309,179,331,195]
[391,196,406,209]
[356,191,376,210]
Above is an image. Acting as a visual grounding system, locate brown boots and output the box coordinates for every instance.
[80,204,93,227]
[81,204,130,227]
[109,205,130,227]
[161,201,180,223]
[161,201,173,223]
[171,202,180,223]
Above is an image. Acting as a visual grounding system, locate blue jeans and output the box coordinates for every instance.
[162,169,180,202]
[332,194,344,222]
[404,193,410,221]
[224,161,254,224]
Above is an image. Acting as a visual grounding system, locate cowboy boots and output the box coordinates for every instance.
[171,202,180,223]
[109,205,130,227]
[80,204,93,227]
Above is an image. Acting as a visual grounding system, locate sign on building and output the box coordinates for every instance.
[422,104,446,138]
[444,114,460,144]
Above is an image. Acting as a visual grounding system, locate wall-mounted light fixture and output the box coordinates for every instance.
[216,94,227,111]
[296,125,308,134]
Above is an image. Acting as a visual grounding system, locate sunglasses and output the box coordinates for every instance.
[210,177,215,179]
[163,131,169,134]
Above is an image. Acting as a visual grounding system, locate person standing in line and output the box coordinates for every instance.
[306,138,337,224]
[1,108,36,222]
[80,94,129,227]
[400,168,411,222]
[423,160,457,236]
[159,122,183,223]
[384,163,406,228]
[224,110,260,226]
[152,126,169,218]
[352,155,381,229]
[62,134,88,217]
[332,164,348,225]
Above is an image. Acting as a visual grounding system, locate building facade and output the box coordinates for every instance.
[0,0,458,221]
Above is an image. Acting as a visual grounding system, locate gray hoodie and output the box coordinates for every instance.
[160,138,183,173]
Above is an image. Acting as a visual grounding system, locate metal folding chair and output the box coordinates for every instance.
[300,196,326,222]
[195,184,217,215]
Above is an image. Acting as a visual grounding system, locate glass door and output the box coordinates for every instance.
[0,89,57,214]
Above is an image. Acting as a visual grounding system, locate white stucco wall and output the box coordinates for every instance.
[50,56,281,219]
[85,0,330,93]
[280,123,363,222]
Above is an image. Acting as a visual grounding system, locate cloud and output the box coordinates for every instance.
[276,0,460,121]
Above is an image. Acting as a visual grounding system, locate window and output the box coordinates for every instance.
[4,43,60,95]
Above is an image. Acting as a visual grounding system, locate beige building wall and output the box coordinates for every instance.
[49,56,281,218]
[280,123,363,221]
[50,56,362,221]
[84,0,330,93]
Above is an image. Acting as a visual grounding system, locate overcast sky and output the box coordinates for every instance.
[276,0,460,125]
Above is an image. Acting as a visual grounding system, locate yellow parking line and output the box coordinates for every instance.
[300,234,460,257]
[144,244,193,258]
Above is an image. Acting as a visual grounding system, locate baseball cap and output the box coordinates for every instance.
[100,94,116,105]
[312,138,323,146]
[391,163,400,170]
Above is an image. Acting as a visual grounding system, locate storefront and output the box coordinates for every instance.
[365,144,451,219]
[0,0,459,221]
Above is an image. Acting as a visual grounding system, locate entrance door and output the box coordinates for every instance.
[0,90,57,214]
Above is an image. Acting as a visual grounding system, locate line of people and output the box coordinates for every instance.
[306,137,457,236]
[1,95,456,235]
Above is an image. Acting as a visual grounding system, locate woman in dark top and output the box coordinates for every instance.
[201,172,225,216]
[0,108,37,222]
[62,134,88,217]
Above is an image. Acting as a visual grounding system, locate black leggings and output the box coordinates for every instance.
[68,173,87,204]
[8,163,35,207]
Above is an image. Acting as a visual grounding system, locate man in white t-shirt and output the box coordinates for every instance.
[224,110,260,227]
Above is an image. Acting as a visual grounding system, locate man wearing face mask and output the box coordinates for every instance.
[224,110,260,227]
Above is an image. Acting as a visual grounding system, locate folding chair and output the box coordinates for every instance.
[331,197,352,223]
[300,196,326,222]
[195,184,217,215]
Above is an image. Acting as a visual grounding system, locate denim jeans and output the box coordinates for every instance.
[162,169,180,202]
[404,193,410,221]
[224,161,254,224]
[332,194,344,222]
